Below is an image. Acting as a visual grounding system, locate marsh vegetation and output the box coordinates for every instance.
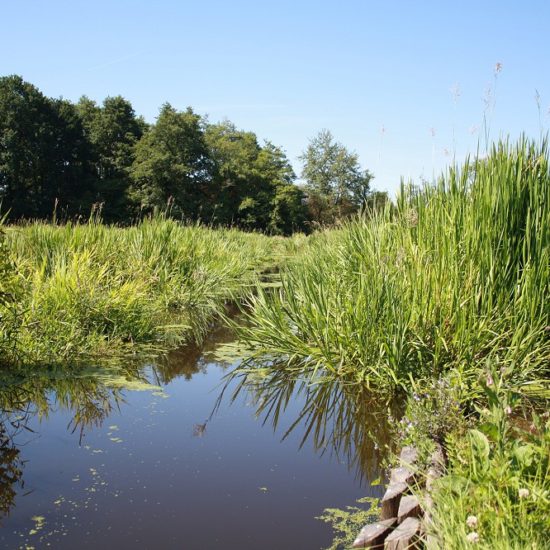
[0,139,548,549]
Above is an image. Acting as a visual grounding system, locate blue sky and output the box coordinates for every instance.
[2,0,549,195]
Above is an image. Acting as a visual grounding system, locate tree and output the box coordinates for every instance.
[76,95,145,221]
[0,75,93,219]
[299,129,373,224]
[205,122,308,233]
[205,121,263,225]
[129,104,213,219]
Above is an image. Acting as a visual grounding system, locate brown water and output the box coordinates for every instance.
[0,328,386,549]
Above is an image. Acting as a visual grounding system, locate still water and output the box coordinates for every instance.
[0,327,385,549]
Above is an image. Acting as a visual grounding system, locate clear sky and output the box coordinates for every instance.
[2,0,549,195]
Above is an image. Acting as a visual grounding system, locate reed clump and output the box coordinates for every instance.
[237,138,549,399]
[232,138,549,547]
[0,217,279,367]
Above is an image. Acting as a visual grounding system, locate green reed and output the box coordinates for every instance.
[236,138,549,399]
[0,216,278,367]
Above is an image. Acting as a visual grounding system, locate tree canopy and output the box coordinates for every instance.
[0,76,383,233]
[300,129,376,224]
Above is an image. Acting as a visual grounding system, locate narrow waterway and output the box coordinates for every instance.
[0,326,386,549]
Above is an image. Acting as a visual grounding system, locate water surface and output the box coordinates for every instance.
[0,328,386,549]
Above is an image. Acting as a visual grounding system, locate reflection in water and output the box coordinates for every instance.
[0,417,24,523]
[0,326,238,523]
[152,322,238,384]
[0,372,129,522]
[225,362,400,481]
[0,322,391,545]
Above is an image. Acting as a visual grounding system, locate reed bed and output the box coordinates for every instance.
[0,217,280,366]
[230,138,549,548]
[236,138,549,398]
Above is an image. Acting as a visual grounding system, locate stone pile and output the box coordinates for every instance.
[352,445,444,549]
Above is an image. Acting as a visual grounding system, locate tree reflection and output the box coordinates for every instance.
[0,370,128,520]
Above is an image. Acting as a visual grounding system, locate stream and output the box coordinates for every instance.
[0,325,386,549]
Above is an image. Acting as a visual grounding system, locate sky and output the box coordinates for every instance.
[2,0,549,196]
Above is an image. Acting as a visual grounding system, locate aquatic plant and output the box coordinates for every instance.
[0,216,282,366]
[235,138,550,399]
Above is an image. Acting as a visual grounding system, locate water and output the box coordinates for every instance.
[0,327,386,549]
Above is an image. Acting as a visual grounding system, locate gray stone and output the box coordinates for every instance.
[397,495,422,524]
[352,518,397,548]
[380,482,408,520]
[400,446,418,466]
[384,517,421,549]
[390,466,415,486]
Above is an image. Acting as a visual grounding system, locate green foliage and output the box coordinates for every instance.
[130,104,212,219]
[300,129,373,224]
[0,75,308,233]
[237,139,550,399]
[428,372,550,549]
[76,95,146,221]
[205,121,308,233]
[0,75,93,218]
[0,217,279,367]
[399,375,466,457]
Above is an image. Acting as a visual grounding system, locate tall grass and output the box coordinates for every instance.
[235,138,549,399]
[230,138,550,548]
[0,217,281,367]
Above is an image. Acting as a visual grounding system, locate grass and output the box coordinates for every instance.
[227,138,550,548]
[425,373,549,549]
[0,216,292,367]
[235,138,549,399]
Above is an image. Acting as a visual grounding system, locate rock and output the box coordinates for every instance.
[426,444,445,492]
[380,482,408,520]
[352,518,397,548]
[399,446,418,466]
[397,495,421,524]
[390,466,415,486]
[384,517,421,549]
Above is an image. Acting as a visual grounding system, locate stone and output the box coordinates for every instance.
[397,495,422,524]
[390,466,415,486]
[380,482,408,520]
[384,517,421,549]
[352,518,397,548]
[399,446,418,466]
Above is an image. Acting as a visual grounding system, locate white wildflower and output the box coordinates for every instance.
[466,515,478,529]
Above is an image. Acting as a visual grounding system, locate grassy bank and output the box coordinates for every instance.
[231,138,550,548]
[0,217,292,367]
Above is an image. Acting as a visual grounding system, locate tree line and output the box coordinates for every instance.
[0,75,386,233]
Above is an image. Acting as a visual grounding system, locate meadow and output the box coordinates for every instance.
[0,217,290,367]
